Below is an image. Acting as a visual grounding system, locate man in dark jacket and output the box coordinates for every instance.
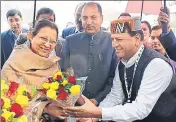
[1,9,28,68]
[158,7,176,61]
[60,2,117,105]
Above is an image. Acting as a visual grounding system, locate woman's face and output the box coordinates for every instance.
[30,27,57,57]
[141,23,150,42]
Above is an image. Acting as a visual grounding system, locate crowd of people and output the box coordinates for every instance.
[1,1,176,122]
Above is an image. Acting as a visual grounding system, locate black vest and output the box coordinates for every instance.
[119,47,176,122]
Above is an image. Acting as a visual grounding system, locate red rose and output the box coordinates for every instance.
[9,81,19,90]
[42,89,47,95]
[10,103,23,117]
[48,77,53,83]
[6,82,19,96]
[6,89,16,97]
[1,99,4,108]
[1,116,5,122]
[57,91,68,100]
[68,76,76,84]
[58,86,65,93]
[56,75,62,81]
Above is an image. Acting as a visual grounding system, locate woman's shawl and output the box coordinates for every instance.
[1,42,60,88]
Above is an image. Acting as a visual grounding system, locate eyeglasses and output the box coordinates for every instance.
[36,35,57,46]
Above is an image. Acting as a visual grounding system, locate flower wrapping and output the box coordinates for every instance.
[38,68,87,122]
[1,68,87,122]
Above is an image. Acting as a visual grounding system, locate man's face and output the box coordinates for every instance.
[150,29,164,52]
[37,14,55,22]
[75,7,83,31]
[81,4,103,34]
[111,33,139,60]
[7,14,22,33]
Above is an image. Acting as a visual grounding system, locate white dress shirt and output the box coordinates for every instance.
[99,46,173,122]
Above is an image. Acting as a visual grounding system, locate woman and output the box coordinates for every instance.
[1,19,65,122]
[141,21,152,47]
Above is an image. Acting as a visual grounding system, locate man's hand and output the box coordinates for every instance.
[158,7,171,32]
[90,99,98,106]
[64,95,102,118]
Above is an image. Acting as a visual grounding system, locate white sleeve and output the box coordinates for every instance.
[99,66,124,108]
[101,58,173,122]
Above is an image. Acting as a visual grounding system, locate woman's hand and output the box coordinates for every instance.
[64,95,102,118]
[44,100,68,120]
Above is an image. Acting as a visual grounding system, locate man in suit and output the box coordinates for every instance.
[60,2,117,106]
[1,9,28,68]
[61,2,86,39]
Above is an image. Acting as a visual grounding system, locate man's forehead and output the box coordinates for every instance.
[38,14,54,21]
[111,33,130,38]
[82,4,100,15]
[8,14,21,19]
[151,29,162,36]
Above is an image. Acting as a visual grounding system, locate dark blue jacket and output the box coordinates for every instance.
[1,29,28,68]
[161,30,176,61]
[61,26,76,39]
[60,30,118,103]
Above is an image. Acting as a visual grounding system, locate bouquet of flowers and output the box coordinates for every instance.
[38,69,87,122]
[1,79,37,122]
[1,68,87,122]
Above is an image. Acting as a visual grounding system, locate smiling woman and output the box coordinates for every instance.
[1,19,62,122]
[1,19,60,87]
[29,21,58,58]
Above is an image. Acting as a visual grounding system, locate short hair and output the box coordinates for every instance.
[75,2,86,13]
[32,19,59,40]
[129,30,144,41]
[118,13,131,19]
[83,2,102,15]
[6,9,22,19]
[141,21,152,34]
[36,7,56,22]
[152,25,162,31]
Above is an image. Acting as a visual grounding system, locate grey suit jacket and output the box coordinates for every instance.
[60,30,118,103]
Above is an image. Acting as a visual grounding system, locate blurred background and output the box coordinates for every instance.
[1,1,176,35]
